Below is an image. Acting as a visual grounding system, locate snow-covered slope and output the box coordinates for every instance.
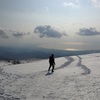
[1,53,100,100]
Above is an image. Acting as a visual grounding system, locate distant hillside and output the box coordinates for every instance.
[0,46,100,60]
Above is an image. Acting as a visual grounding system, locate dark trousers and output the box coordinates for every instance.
[48,63,55,72]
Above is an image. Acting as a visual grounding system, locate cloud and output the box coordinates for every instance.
[11,30,30,38]
[12,32,26,38]
[90,0,100,8]
[63,0,79,8]
[34,25,67,38]
[77,27,100,36]
[0,28,30,39]
[0,29,9,39]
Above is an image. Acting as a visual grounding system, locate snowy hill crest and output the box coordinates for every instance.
[1,53,100,100]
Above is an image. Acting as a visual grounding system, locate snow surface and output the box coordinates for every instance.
[1,53,100,100]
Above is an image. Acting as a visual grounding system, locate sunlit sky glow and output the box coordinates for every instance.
[0,0,100,50]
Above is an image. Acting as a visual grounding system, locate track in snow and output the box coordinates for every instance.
[77,56,91,75]
[55,57,74,70]
[55,56,90,75]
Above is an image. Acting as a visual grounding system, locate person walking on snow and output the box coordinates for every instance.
[48,54,55,73]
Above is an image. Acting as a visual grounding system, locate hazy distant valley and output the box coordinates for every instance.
[0,46,100,60]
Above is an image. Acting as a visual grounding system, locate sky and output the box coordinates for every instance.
[0,0,100,51]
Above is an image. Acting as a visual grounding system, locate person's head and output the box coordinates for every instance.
[51,54,54,57]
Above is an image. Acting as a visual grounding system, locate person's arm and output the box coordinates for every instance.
[54,58,55,65]
[49,57,50,63]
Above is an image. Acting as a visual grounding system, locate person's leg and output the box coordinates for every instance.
[52,64,55,72]
[48,64,51,71]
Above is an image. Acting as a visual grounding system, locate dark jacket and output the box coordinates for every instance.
[49,55,55,65]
